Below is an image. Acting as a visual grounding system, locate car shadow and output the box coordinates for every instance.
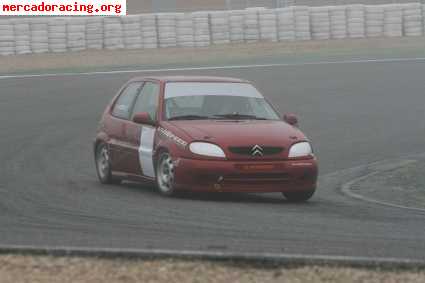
[120,181,316,206]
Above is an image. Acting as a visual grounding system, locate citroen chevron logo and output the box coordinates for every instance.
[251,145,264,156]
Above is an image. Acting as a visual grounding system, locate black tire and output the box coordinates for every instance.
[95,143,121,185]
[156,151,176,197]
[282,190,315,202]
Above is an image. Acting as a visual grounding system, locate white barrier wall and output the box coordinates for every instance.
[1,3,425,56]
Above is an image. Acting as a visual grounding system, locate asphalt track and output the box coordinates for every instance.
[1,58,425,263]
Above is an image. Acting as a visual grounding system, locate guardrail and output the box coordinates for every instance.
[1,3,424,56]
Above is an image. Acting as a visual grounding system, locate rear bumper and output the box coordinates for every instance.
[173,157,318,193]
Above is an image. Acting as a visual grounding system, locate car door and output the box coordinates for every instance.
[108,81,143,174]
[125,81,160,178]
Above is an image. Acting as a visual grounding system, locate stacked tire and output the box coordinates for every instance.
[104,17,124,50]
[0,19,14,56]
[13,19,31,55]
[67,17,86,52]
[403,3,423,37]
[191,11,210,47]
[157,13,177,48]
[423,4,425,34]
[329,6,347,39]
[346,4,365,38]
[365,5,384,38]
[86,17,104,50]
[30,18,49,54]
[384,4,402,38]
[293,6,311,40]
[243,8,260,43]
[176,13,194,48]
[258,9,278,42]
[140,14,158,49]
[122,15,142,49]
[48,18,67,53]
[310,6,330,40]
[229,10,245,43]
[276,7,295,41]
[210,11,230,45]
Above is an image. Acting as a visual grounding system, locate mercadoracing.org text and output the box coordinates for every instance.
[1,0,126,15]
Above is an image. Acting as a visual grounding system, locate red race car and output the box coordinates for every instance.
[94,76,318,202]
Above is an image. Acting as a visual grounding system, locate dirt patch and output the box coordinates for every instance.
[0,255,425,283]
[1,37,425,75]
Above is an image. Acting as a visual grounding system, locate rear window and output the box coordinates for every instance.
[164,82,263,99]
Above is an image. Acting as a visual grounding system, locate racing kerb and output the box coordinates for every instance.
[1,3,425,56]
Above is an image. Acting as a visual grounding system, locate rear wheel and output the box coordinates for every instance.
[95,143,121,185]
[156,152,176,196]
[282,190,315,202]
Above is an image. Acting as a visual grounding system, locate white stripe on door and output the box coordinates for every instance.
[139,126,156,178]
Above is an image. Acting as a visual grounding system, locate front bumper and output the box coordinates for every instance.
[173,157,318,193]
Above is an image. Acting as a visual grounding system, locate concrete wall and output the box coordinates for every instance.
[1,3,424,56]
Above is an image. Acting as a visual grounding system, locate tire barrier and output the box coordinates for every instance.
[311,6,331,40]
[1,3,424,56]
[293,6,311,40]
[244,8,261,43]
[330,6,348,39]
[403,3,423,37]
[13,18,31,55]
[176,13,195,47]
[276,7,295,41]
[347,4,365,38]
[384,4,403,37]
[365,5,385,38]
[140,14,158,49]
[229,10,245,43]
[104,17,124,50]
[157,13,178,48]
[210,11,231,45]
[67,17,86,52]
[49,18,67,53]
[30,18,49,54]
[86,17,104,50]
[122,15,143,49]
[259,9,278,42]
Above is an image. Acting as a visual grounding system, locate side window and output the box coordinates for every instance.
[132,82,160,121]
[112,82,143,119]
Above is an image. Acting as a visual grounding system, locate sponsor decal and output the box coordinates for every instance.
[291,162,314,166]
[240,164,275,171]
[158,127,188,148]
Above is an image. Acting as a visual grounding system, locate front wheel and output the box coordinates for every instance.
[156,152,176,196]
[282,190,315,202]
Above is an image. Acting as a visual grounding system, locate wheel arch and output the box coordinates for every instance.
[154,146,170,168]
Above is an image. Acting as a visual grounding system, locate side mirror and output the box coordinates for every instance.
[133,112,156,126]
[283,113,299,127]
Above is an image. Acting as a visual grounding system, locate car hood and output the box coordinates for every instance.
[167,120,307,148]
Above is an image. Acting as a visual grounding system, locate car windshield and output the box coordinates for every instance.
[164,82,280,120]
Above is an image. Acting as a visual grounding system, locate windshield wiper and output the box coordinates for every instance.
[213,114,268,120]
[168,115,212,121]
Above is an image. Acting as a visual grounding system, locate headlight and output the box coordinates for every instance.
[189,142,226,158]
[288,142,313,158]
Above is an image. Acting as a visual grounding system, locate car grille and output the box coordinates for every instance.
[228,146,284,156]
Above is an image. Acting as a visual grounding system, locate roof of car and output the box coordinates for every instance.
[129,76,250,83]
